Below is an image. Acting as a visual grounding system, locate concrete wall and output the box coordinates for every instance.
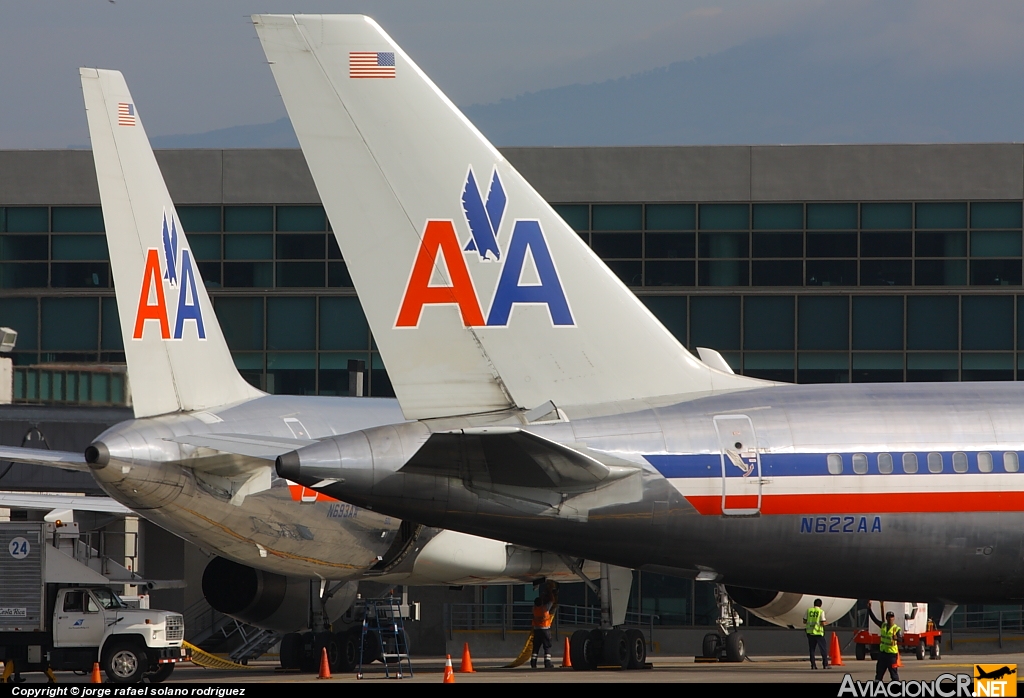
[1,145,1022,206]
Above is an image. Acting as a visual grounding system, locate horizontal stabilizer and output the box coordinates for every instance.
[403,428,633,490]
[0,446,88,472]
[168,433,318,460]
[0,492,132,515]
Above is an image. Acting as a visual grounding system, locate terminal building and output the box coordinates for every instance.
[0,144,1022,635]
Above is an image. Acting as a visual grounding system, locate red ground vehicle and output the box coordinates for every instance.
[853,602,941,660]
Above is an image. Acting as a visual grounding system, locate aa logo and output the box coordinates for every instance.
[133,210,206,341]
[975,664,1017,697]
[395,167,573,328]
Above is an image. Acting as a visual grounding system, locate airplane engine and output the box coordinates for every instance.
[725,586,857,629]
[202,556,314,633]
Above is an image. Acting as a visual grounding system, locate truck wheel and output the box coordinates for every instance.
[916,640,925,660]
[146,664,174,683]
[104,642,147,683]
[929,641,940,660]
[855,643,866,661]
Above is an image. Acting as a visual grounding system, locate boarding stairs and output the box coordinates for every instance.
[358,597,413,679]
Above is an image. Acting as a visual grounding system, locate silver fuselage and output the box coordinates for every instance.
[87,395,584,584]
[296,380,1024,602]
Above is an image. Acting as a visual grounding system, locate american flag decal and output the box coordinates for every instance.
[117,103,136,126]
[349,52,396,79]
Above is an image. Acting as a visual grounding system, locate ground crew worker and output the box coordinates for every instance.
[803,598,829,669]
[531,596,554,669]
[875,610,902,681]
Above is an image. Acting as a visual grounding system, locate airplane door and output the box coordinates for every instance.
[713,414,761,516]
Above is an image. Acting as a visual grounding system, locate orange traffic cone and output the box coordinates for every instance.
[443,654,455,683]
[458,642,475,673]
[91,662,102,683]
[562,637,572,668]
[317,647,332,679]
[894,651,903,669]
[829,632,845,667]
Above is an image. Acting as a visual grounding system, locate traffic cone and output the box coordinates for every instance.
[443,654,455,683]
[829,632,845,667]
[91,662,102,683]
[562,637,572,668]
[458,642,475,672]
[317,647,332,680]
[894,651,903,669]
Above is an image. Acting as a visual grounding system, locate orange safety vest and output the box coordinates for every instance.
[532,605,553,629]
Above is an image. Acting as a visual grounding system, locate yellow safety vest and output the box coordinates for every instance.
[805,607,824,636]
[879,623,901,654]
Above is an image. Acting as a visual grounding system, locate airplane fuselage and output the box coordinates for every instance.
[298,380,1024,602]
[87,394,587,585]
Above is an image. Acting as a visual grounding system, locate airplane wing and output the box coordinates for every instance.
[166,433,318,460]
[0,492,132,515]
[0,446,89,472]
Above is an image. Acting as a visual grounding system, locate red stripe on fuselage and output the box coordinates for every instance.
[685,492,1024,515]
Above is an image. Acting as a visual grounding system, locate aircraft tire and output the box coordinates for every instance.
[279,632,302,670]
[569,629,594,671]
[335,629,359,672]
[360,629,382,665]
[585,629,605,668]
[602,629,629,669]
[725,632,747,663]
[625,628,647,669]
[702,633,721,658]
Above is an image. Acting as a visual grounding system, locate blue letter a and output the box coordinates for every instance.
[487,221,573,326]
[173,250,206,339]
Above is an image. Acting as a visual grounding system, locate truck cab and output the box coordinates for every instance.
[0,521,187,683]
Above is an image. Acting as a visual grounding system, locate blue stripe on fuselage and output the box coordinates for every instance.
[644,451,1023,478]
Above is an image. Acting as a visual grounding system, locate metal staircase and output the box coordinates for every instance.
[358,597,412,679]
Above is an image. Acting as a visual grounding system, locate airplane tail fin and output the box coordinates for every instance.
[254,15,765,420]
[81,68,263,418]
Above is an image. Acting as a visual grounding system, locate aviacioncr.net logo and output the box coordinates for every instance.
[395,167,573,329]
[133,210,206,341]
[839,673,973,697]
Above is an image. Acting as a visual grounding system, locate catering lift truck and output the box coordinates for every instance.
[854,601,942,660]
[0,520,188,683]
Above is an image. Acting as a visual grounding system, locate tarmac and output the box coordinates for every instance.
[15,653,1024,684]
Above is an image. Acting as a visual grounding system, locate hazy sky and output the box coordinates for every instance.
[2,1,1023,148]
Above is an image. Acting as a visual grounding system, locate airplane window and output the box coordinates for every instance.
[952,452,968,473]
[1005,452,1020,473]
[878,453,893,474]
[928,452,943,473]
[827,454,843,475]
[852,453,868,474]
[902,453,918,474]
[978,452,994,473]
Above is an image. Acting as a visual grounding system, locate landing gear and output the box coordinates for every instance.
[561,560,650,671]
[700,584,747,662]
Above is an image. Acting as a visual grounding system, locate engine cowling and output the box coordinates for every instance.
[202,556,315,633]
[725,586,857,629]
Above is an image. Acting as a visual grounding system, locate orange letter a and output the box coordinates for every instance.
[133,249,170,339]
[395,220,485,327]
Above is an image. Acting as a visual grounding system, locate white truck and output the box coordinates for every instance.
[0,521,188,683]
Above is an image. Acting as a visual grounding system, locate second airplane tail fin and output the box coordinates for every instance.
[81,68,263,418]
[255,15,766,420]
